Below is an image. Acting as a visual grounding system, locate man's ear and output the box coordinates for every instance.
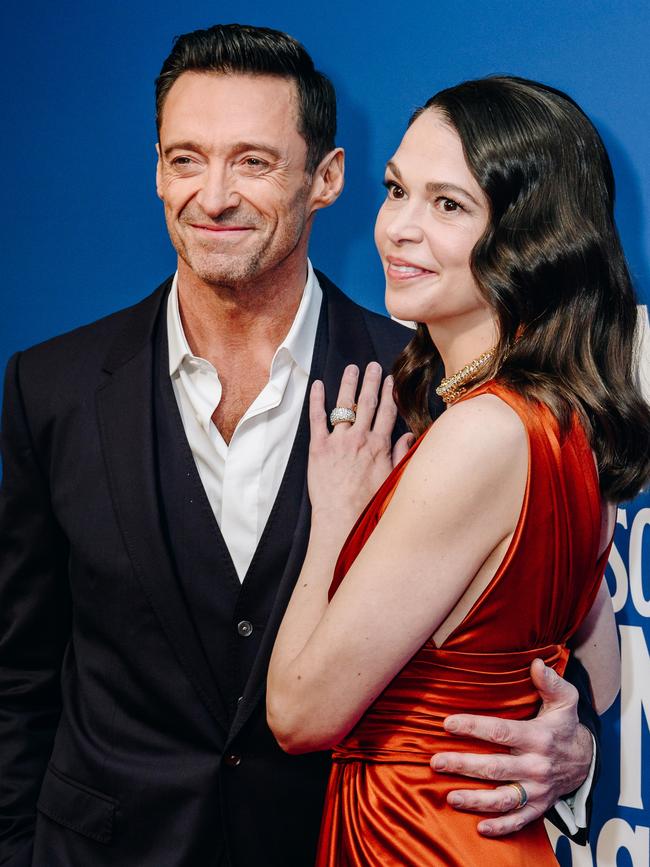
[308,148,345,215]
[155,142,163,200]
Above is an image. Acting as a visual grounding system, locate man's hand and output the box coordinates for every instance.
[430,659,593,836]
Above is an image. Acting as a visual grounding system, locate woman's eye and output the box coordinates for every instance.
[383,180,405,200]
[437,197,462,213]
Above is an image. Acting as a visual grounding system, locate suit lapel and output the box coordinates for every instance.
[318,272,382,413]
[96,280,230,735]
[229,273,379,741]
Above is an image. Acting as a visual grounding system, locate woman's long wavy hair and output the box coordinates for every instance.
[393,75,650,501]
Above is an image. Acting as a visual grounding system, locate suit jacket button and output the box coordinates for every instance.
[237,620,253,637]
[225,753,242,767]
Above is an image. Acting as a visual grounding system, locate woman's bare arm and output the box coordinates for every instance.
[571,577,620,714]
[267,377,528,754]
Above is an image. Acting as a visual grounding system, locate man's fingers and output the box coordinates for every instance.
[443,713,529,750]
[443,777,549,836]
[446,782,544,814]
[477,804,541,837]
[432,751,516,782]
[530,658,579,710]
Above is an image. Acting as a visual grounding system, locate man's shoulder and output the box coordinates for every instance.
[360,306,413,359]
[5,278,171,418]
[315,269,413,362]
[16,278,171,372]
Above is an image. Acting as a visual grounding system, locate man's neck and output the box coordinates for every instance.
[176,257,308,373]
[174,256,312,445]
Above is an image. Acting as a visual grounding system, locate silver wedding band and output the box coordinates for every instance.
[506,781,528,810]
[330,405,357,426]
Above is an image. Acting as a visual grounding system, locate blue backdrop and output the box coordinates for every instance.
[2,2,649,864]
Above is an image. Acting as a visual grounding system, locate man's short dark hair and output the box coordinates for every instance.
[156,23,337,174]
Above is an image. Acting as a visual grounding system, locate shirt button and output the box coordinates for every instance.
[237,620,253,637]
[224,753,241,767]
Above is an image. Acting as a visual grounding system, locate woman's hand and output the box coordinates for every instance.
[308,362,414,529]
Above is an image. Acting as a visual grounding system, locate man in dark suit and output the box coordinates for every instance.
[0,23,598,867]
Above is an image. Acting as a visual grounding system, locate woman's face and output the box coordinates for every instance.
[375,109,492,331]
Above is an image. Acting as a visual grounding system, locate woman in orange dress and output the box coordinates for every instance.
[267,76,650,865]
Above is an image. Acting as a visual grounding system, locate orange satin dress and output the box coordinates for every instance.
[315,381,610,866]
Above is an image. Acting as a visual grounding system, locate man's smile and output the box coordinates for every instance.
[187,223,256,238]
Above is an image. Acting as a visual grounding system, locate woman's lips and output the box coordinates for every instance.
[386,258,436,280]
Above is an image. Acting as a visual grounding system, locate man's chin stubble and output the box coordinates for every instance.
[181,250,266,291]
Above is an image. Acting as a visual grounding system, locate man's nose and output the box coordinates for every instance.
[195,166,241,217]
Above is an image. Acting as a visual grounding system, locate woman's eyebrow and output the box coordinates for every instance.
[425,181,481,207]
[385,161,481,207]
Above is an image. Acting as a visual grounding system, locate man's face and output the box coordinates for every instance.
[156,72,316,287]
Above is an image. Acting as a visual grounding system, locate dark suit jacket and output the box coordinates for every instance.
[0,272,598,866]
[0,273,412,867]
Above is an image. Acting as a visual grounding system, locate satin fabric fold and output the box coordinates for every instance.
[316,382,609,866]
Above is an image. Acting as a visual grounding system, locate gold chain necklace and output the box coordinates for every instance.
[435,347,495,404]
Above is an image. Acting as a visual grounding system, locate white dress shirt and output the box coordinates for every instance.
[167,262,322,581]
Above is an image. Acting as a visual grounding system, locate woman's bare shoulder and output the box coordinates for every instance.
[385,392,529,528]
[417,392,528,467]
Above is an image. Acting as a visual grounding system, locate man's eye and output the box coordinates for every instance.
[383,180,405,200]
[171,156,193,167]
[243,157,267,168]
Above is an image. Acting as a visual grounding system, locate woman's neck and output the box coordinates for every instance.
[427,314,499,378]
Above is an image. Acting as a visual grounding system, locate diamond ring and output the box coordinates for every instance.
[330,406,357,426]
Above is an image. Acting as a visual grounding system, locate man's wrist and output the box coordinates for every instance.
[554,731,597,832]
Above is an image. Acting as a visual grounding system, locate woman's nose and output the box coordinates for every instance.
[382,203,424,246]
